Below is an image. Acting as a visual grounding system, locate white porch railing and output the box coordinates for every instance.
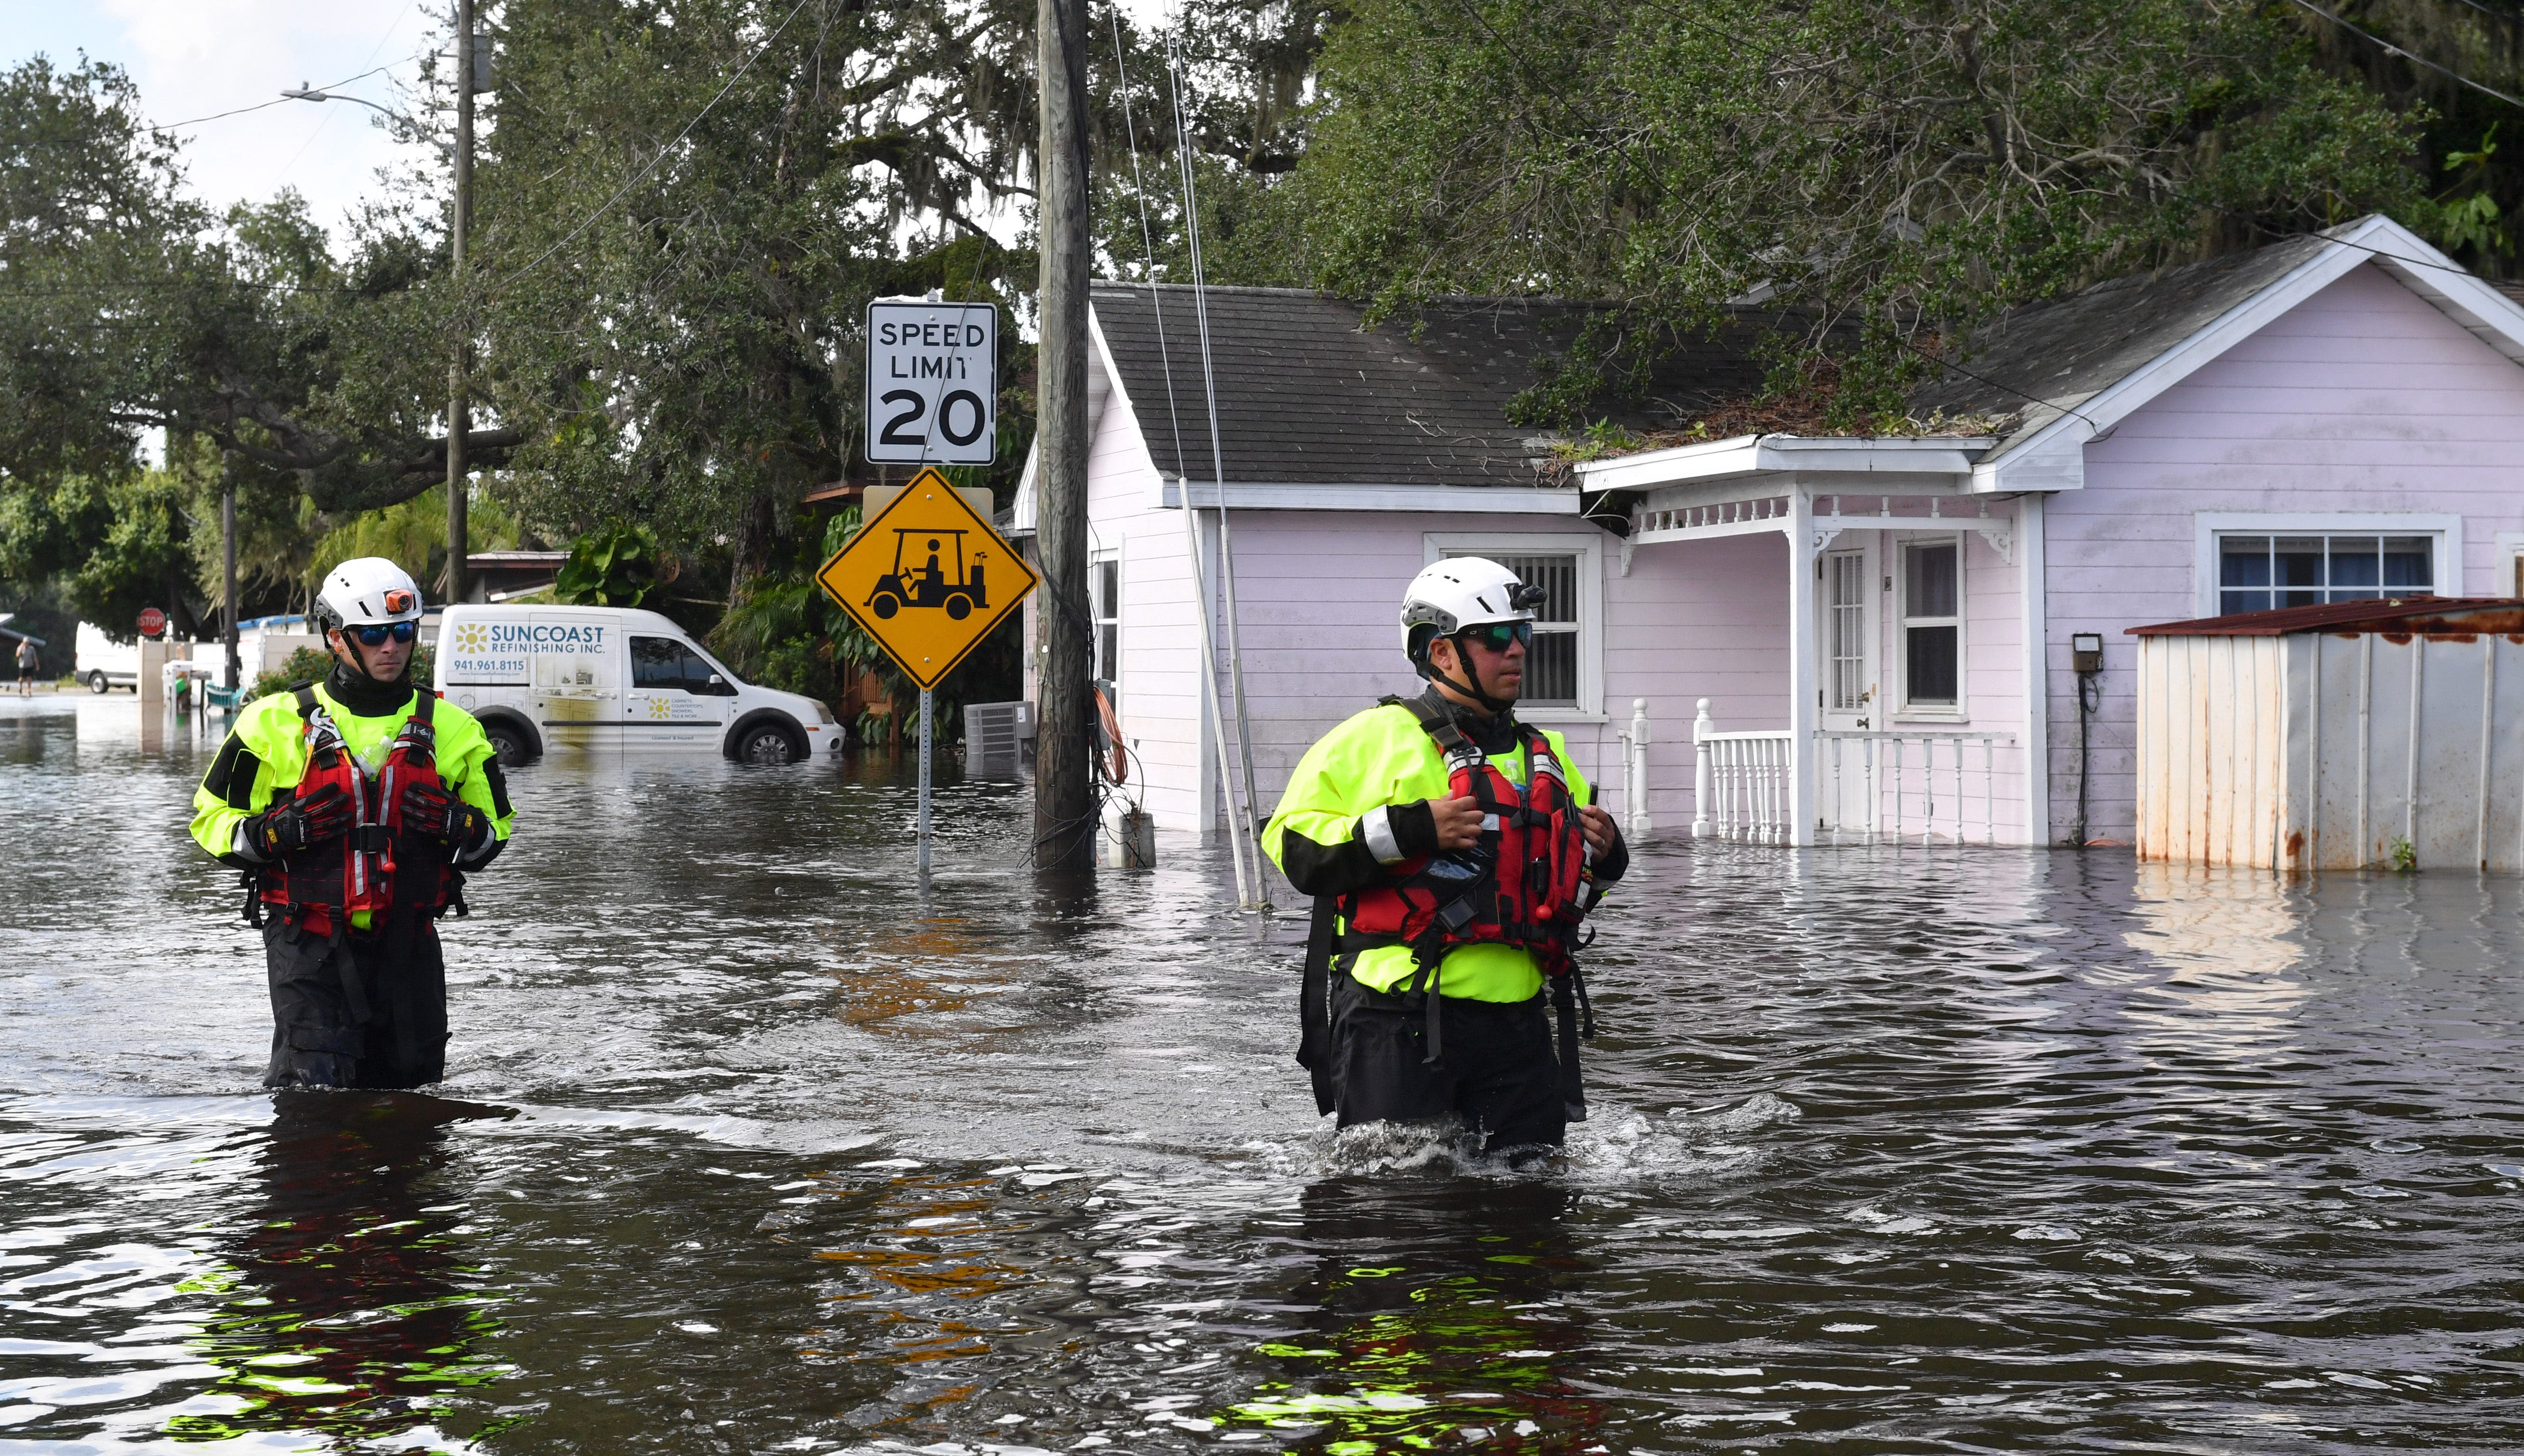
[1687,698,2016,845]
[1691,699,1795,843]
[1814,730,2016,845]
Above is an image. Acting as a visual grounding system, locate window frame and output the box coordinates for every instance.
[2193,513,2463,618]
[1089,547,1122,700]
[1893,533,1968,723]
[1422,531,1605,721]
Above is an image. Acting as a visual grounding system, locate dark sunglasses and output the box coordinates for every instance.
[1458,620,1533,653]
[350,621,419,647]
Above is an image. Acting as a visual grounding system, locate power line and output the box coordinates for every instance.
[153,59,412,131]
[485,0,818,295]
[2279,0,2524,110]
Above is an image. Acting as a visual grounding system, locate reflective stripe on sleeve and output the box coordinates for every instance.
[1361,805,1404,864]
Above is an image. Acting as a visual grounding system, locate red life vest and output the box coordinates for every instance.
[1340,695,1596,983]
[258,687,458,937]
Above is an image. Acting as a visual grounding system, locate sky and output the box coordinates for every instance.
[3,0,439,240]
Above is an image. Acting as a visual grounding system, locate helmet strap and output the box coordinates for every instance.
[1425,633,1514,716]
[331,630,390,683]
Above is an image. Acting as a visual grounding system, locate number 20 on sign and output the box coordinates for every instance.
[865,299,996,466]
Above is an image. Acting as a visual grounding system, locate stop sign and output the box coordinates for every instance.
[137,607,166,638]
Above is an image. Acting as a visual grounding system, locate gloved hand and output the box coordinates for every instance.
[245,784,352,857]
[399,780,488,849]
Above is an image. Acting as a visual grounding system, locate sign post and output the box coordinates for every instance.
[818,467,1037,878]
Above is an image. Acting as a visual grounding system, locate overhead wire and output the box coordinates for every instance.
[2278,0,2524,110]
[483,0,818,296]
[151,59,410,131]
[1166,33,1273,910]
[1108,11,1259,906]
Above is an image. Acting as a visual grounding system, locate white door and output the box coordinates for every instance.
[1820,545,1877,730]
[1817,544,1879,832]
[625,635,734,747]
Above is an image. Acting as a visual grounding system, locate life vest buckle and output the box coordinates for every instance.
[349,824,390,853]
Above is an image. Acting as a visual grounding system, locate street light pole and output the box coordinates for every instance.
[444,0,475,609]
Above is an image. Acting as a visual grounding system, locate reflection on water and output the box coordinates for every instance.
[1216,1181,1604,1453]
[174,1094,514,1447]
[5,693,2524,1452]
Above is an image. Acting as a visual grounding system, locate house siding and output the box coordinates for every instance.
[2051,262,2524,844]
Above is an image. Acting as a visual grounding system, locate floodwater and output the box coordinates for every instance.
[5,694,2524,1456]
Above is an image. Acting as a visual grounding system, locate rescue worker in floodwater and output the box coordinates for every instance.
[189,558,514,1089]
[1264,558,1626,1155]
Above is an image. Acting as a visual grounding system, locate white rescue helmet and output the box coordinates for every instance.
[1399,556,1543,666]
[313,557,425,637]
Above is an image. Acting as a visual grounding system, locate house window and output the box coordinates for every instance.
[2218,533,2434,614]
[1900,538,1962,714]
[1443,549,1580,707]
[1425,534,1602,715]
[1091,554,1120,692]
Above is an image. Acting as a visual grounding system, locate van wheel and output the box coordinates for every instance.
[482,717,540,767]
[87,671,108,694]
[735,719,806,765]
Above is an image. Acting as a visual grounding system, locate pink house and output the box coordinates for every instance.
[1013,215,2524,851]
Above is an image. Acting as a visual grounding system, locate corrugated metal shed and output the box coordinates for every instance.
[2129,600,2524,871]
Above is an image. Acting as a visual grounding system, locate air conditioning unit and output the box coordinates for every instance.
[963,700,1034,779]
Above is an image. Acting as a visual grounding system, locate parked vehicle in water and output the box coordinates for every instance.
[433,604,838,766]
[75,623,140,694]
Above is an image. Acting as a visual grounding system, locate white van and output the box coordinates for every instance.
[433,605,839,766]
[75,623,141,693]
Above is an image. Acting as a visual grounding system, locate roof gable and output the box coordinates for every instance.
[1938,216,2524,490]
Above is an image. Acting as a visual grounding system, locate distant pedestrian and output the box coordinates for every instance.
[13,637,37,696]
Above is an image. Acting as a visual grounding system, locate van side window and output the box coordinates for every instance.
[631,637,689,690]
[683,644,735,695]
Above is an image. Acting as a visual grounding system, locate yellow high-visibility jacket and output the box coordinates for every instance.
[1264,698,1607,1003]
[191,682,514,930]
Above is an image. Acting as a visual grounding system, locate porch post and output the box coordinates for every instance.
[2019,494,2051,847]
[1786,487,1818,846]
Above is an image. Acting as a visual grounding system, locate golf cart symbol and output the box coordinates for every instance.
[867,527,990,621]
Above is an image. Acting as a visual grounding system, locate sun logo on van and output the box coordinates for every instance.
[648,697,671,719]
[453,623,490,653]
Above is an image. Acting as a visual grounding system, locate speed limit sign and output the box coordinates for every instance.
[865,299,997,465]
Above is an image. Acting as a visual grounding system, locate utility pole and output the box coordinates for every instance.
[222,458,240,694]
[1033,0,1094,870]
[444,0,475,609]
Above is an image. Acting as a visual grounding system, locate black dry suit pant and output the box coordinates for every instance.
[261,915,449,1090]
[1326,968,1580,1154]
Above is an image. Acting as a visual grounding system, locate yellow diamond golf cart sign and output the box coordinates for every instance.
[816,467,1036,690]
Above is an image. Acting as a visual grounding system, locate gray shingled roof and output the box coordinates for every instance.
[1091,283,1773,487]
[1907,234,2334,442]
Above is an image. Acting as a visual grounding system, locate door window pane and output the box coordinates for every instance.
[1828,551,1867,710]
[630,637,686,690]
